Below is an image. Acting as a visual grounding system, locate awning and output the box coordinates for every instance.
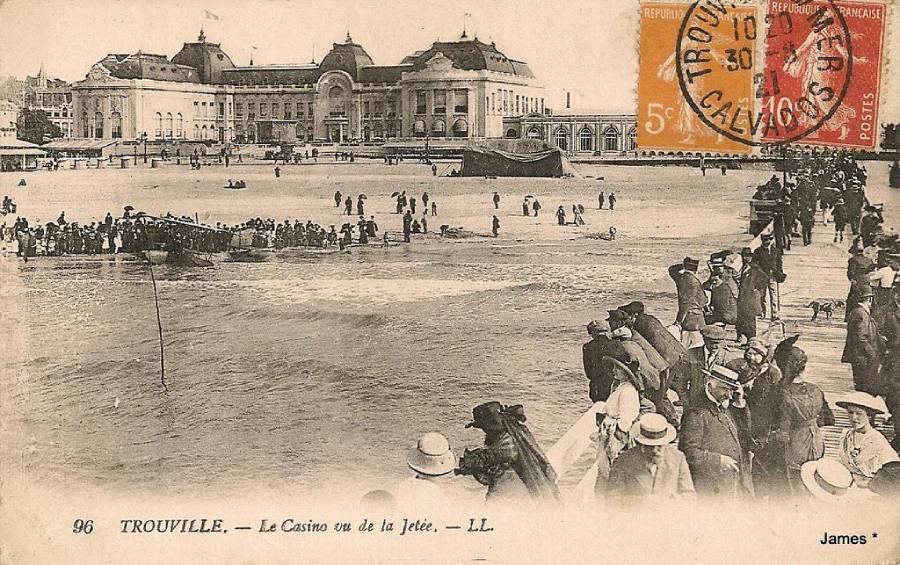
[0,148,46,156]
[452,119,468,132]
[0,138,41,148]
[41,138,120,151]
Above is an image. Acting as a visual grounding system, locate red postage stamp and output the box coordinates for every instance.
[761,0,888,148]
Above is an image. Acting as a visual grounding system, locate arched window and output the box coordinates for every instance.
[627,126,637,151]
[452,118,468,138]
[110,112,122,139]
[363,126,370,141]
[554,127,568,150]
[165,113,173,137]
[82,112,90,138]
[431,119,446,136]
[506,128,519,138]
[94,112,104,138]
[201,124,208,140]
[413,119,426,137]
[526,126,541,139]
[176,113,183,138]
[194,123,200,140]
[603,126,619,151]
[373,124,383,139]
[579,127,593,151]
[155,113,163,138]
[307,126,313,141]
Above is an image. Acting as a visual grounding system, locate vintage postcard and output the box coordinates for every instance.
[1,0,899,563]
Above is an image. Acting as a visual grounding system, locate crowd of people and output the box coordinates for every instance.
[383,153,899,509]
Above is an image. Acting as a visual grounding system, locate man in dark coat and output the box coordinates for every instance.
[737,261,768,341]
[881,287,900,450]
[669,258,707,333]
[842,285,881,395]
[846,239,875,320]
[402,210,413,243]
[752,233,785,320]
[679,365,754,499]
[706,269,738,326]
[582,320,629,402]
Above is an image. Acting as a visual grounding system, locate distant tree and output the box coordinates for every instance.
[16,108,61,144]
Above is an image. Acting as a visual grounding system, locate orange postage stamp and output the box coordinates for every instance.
[638,2,755,154]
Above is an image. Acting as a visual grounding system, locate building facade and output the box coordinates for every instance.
[504,111,638,155]
[25,68,74,138]
[71,31,545,145]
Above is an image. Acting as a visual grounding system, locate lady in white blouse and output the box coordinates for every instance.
[836,392,899,488]
[594,356,643,492]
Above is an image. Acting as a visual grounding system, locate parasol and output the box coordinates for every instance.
[391,191,400,198]
[358,194,368,199]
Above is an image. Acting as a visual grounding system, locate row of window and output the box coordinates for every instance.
[489,89,542,116]
[534,125,636,151]
[81,111,122,139]
[411,118,468,137]
[414,89,468,115]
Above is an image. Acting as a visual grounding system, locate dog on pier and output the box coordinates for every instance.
[807,299,845,321]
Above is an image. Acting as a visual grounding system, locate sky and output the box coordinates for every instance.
[0,0,898,120]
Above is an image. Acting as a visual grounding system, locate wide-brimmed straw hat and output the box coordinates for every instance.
[630,413,677,446]
[836,391,885,415]
[407,432,456,476]
[800,458,853,503]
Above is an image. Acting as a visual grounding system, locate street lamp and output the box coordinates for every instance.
[140,131,148,164]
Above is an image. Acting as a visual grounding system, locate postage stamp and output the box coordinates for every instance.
[761,0,888,149]
[641,0,888,150]
[637,2,754,154]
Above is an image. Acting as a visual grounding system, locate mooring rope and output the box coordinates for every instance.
[147,262,168,393]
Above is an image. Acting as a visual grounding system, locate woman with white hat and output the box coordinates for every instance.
[836,392,899,488]
[396,432,457,509]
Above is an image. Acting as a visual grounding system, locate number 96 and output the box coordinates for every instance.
[72,519,94,534]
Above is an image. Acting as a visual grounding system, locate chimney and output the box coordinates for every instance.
[566,92,571,109]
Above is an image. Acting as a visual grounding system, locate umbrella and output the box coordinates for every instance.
[391,191,400,198]
[358,194,368,199]
[124,205,135,211]
[524,194,534,199]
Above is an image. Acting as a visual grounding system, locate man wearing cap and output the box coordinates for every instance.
[676,324,743,408]
[846,238,875,320]
[705,264,738,327]
[842,284,882,395]
[606,413,696,502]
[583,320,629,402]
[669,257,708,339]
[679,365,754,498]
[752,233,785,321]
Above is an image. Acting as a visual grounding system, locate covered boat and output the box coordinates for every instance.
[460,146,578,178]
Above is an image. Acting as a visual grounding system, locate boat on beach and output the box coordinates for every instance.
[227,248,275,262]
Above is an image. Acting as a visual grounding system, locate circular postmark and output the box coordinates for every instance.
[676,0,852,146]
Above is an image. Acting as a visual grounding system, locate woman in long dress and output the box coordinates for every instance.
[836,393,899,488]
[776,347,834,494]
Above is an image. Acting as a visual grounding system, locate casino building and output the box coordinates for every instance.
[71,30,546,145]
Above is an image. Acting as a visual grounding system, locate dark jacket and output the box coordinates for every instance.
[632,312,685,367]
[708,277,739,326]
[842,305,880,367]
[726,360,783,447]
[752,243,785,282]
[583,337,629,401]
[679,395,754,497]
[736,264,767,339]
[669,265,707,331]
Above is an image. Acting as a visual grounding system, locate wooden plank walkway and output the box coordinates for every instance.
[757,229,893,456]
